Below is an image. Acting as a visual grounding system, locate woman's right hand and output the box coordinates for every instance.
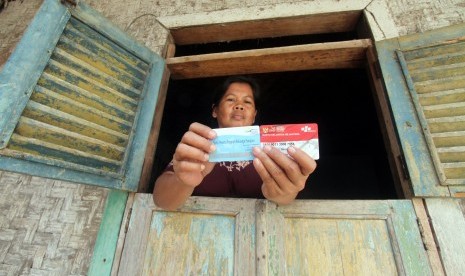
[172,122,217,187]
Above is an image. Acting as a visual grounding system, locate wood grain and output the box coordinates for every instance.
[168,39,372,79]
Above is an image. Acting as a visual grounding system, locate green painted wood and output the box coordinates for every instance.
[387,200,432,275]
[264,200,432,275]
[0,155,121,189]
[0,0,69,148]
[88,190,129,276]
[118,195,256,275]
[121,59,164,191]
[376,38,449,197]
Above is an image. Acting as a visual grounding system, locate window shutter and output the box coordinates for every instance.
[397,41,465,186]
[377,23,465,196]
[0,0,164,191]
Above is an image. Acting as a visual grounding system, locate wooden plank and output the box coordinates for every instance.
[88,190,129,276]
[411,198,445,276]
[425,198,465,275]
[366,46,412,198]
[118,195,256,275]
[168,39,372,79]
[170,11,361,45]
[260,200,432,275]
[110,193,135,276]
[38,73,135,122]
[44,59,139,111]
[122,57,165,191]
[31,85,132,135]
[138,36,175,193]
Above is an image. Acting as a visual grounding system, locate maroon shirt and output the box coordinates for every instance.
[164,161,264,198]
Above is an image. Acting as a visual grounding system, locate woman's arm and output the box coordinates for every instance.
[153,123,216,210]
[252,145,317,205]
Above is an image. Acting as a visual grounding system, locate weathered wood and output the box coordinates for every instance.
[0,0,69,149]
[397,35,465,187]
[425,198,465,275]
[138,36,175,193]
[366,46,411,198]
[110,193,135,276]
[411,198,445,276]
[88,190,128,276]
[117,195,256,275]
[376,38,450,197]
[261,200,432,275]
[170,11,361,45]
[0,0,166,192]
[168,39,372,79]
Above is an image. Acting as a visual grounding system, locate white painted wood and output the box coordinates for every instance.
[425,198,465,276]
[364,0,400,41]
[158,0,372,28]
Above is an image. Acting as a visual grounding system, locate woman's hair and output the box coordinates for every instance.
[212,75,261,110]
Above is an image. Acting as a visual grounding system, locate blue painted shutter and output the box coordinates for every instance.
[0,0,165,191]
[377,23,465,196]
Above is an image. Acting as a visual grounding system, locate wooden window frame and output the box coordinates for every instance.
[140,13,408,198]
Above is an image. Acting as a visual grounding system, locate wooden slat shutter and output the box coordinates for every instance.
[397,41,465,186]
[376,23,465,196]
[0,0,164,191]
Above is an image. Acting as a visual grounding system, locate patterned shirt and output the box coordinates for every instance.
[165,161,264,198]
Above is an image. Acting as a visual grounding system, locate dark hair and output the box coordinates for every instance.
[212,75,260,110]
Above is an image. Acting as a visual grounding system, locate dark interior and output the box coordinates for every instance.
[150,33,398,200]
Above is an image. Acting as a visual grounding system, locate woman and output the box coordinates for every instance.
[153,76,316,210]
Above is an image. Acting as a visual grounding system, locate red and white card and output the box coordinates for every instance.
[260,123,319,160]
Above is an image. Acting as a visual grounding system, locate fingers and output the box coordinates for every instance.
[172,123,217,187]
[287,146,317,176]
[175,123,216,162]
[252,145,317,193]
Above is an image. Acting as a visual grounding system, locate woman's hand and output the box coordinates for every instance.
[252,145,317,205]
[172,122,217,188]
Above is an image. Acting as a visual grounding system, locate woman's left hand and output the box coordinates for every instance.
[252,145,317,205]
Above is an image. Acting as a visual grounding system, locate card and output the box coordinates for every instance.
[209,125,260,162]
[209,123,319,162]
[260,123,319,160]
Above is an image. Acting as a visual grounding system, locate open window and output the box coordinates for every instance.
[93,6,452,275]
[0,0,164,191]
[149,13,405,200]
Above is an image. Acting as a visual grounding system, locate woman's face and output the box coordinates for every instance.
[212,82,257,128]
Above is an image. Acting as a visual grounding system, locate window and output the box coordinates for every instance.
[0,0,164,191]
[151,16,402,199]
